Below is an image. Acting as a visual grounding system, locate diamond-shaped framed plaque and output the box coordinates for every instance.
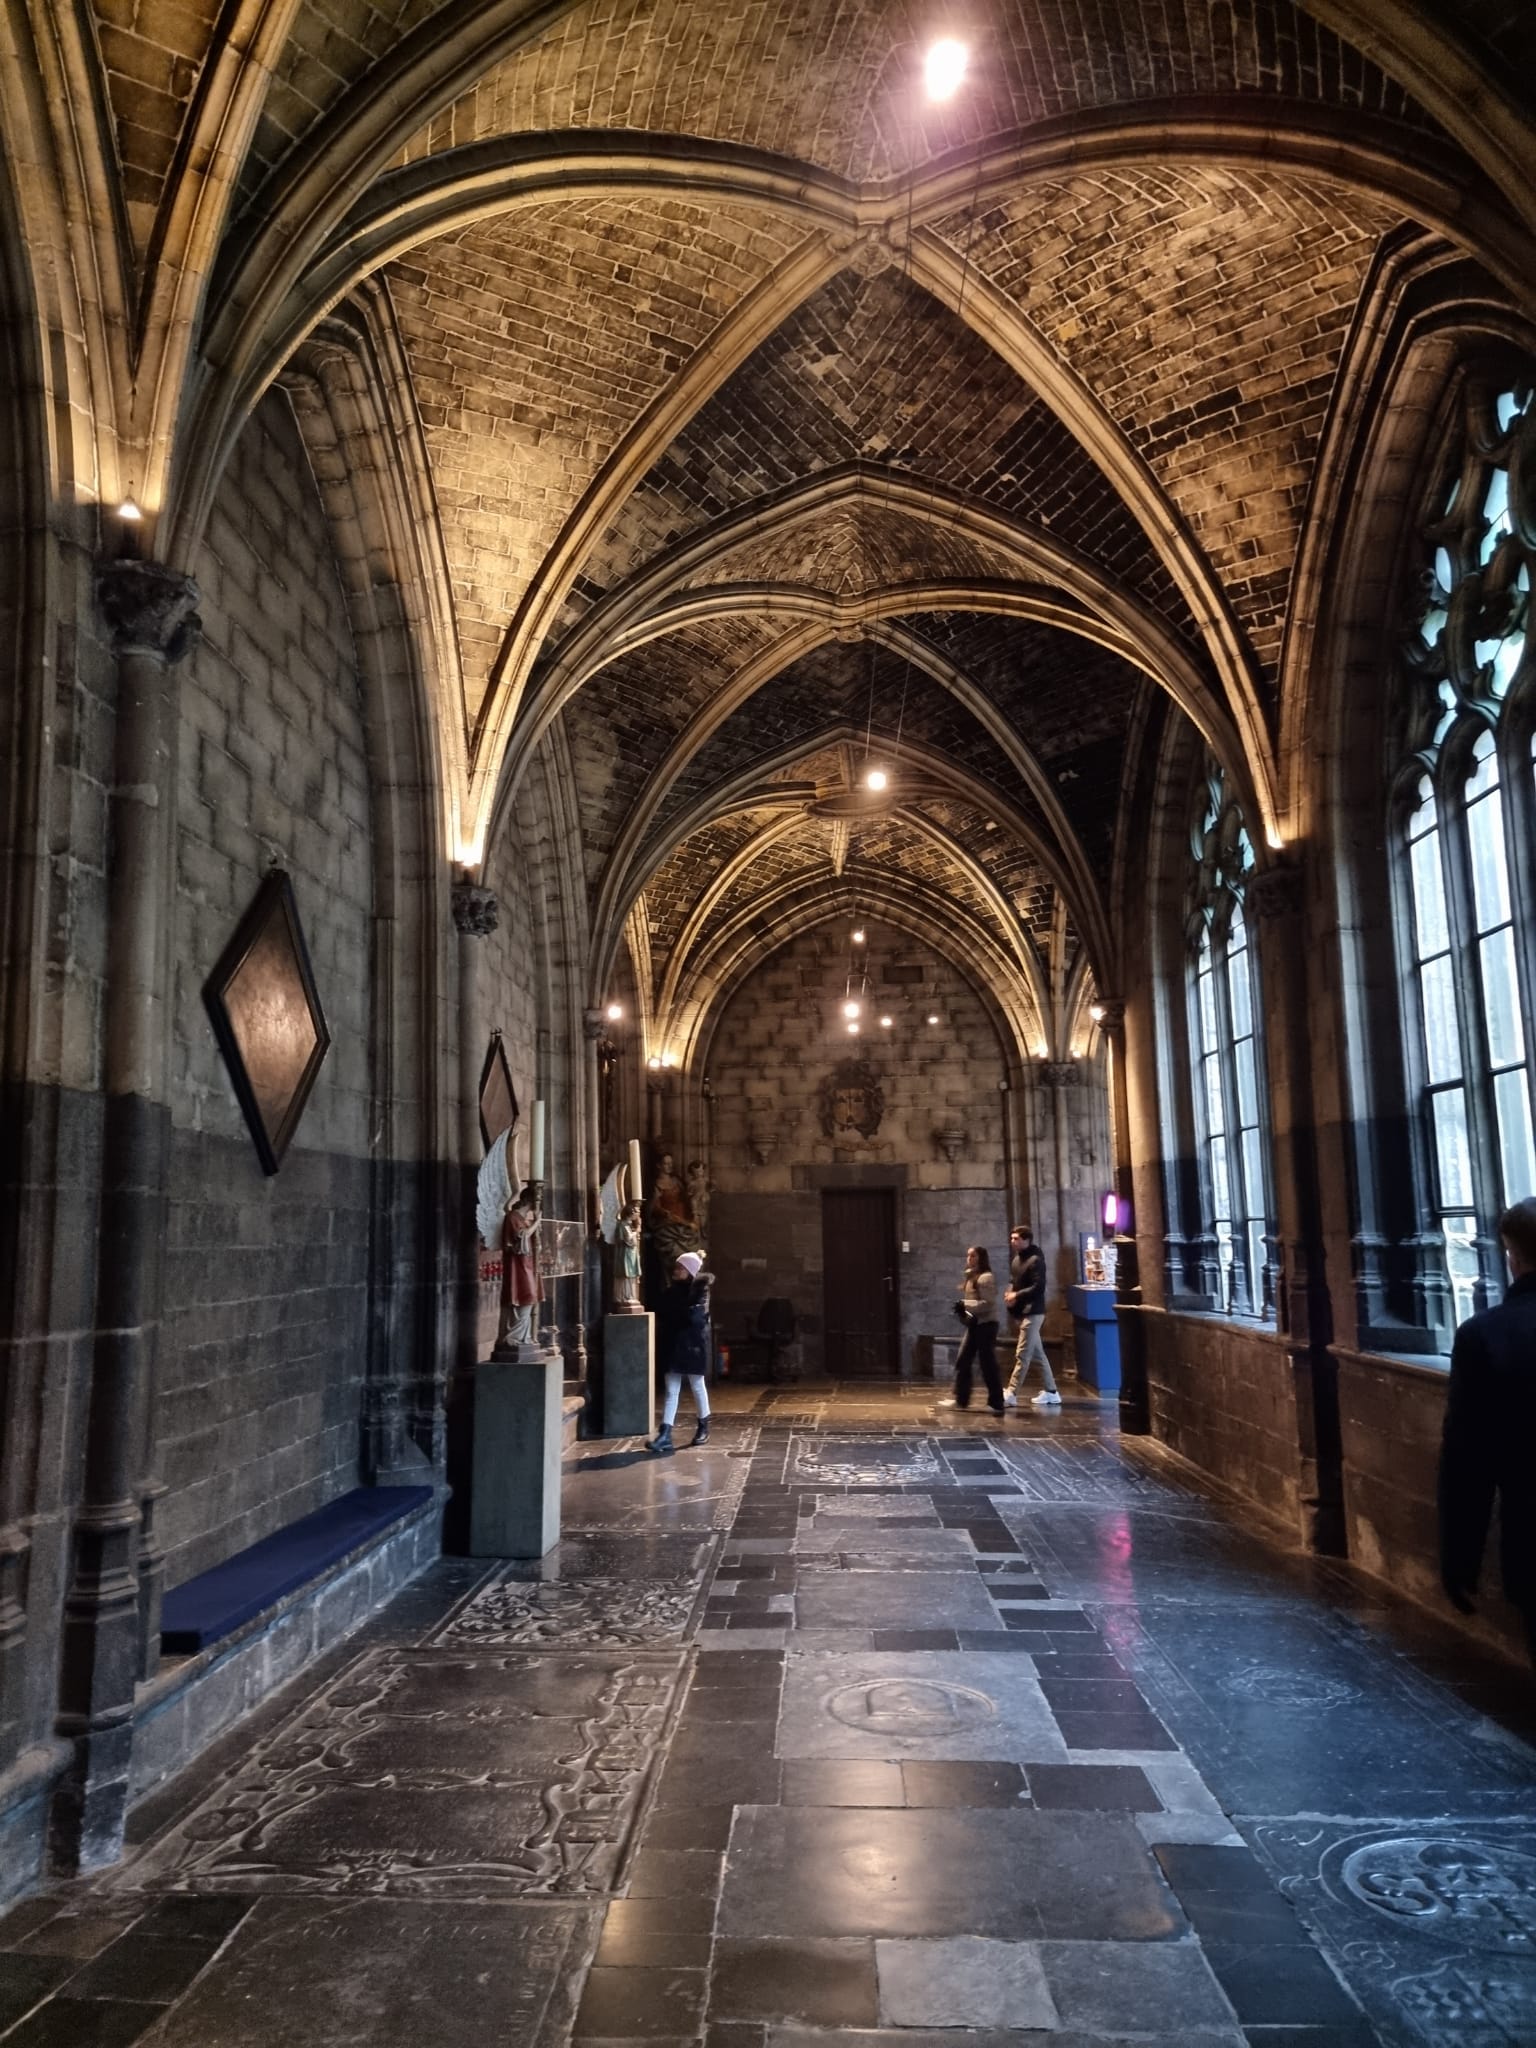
[479,1032,518,1151]
[203,870,331,1175]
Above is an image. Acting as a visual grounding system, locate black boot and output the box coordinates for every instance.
[690,1417,711,1446]
[647,1424,674,1454]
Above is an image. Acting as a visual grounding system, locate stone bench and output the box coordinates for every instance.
[160,1484,435,1654]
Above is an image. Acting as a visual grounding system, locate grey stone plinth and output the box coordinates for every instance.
[470,1353,564,1558]
[603,1314,655,1437]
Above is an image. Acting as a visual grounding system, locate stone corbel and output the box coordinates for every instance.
[95,559,201,661]
[450,880,499,938]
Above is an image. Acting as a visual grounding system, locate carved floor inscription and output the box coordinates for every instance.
[433,1577,699,1648]
[119,1649,684,1901]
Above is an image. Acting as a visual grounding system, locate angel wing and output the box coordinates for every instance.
[476,1128,512,1248]
[598,1161,626,1244]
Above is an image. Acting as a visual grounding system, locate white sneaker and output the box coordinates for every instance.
[1031,1390,1062,1409]
[936,1397,958,1408]
[1002,1390,1018,1408]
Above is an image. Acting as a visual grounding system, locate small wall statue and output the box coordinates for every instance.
[685,1159,712,1240]
[614,1201,643,1311]
[499,1181,543,1349]
[649,1148,702,1268]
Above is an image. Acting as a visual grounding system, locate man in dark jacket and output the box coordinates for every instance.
[1438,1197,1536,1658]
[1002,1223,1060,1409]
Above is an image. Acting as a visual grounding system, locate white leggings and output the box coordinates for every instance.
[661,1373,710,1425]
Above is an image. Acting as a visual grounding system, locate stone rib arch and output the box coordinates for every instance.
[584,623,1116,1008]
[591,724,1100,1010]
[678,873,1044,1082]
[649,813,814,1026]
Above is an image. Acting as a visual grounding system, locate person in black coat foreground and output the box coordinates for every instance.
[1439,1196,1536,1660]
[648,1251,713,1453]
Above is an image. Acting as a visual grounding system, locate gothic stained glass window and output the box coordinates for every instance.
[1186,760,1273,1318]
[1397,372,1536,1322]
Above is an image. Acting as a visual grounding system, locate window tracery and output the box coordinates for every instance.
[1396,372,1536,1324]
[1184,759,1273,1319]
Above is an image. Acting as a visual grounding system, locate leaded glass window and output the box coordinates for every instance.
[1397,371,1536,1321]
[1186,761,1273,1318]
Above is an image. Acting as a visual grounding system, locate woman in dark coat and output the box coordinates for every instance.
[648,1251,713,1452]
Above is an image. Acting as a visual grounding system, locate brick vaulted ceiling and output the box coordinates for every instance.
[84,0,1532,1047]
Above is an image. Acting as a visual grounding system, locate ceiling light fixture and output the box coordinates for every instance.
[843,999,861,1019]
[116,497,142,522]
[847,1021,861,1036]
[927,1013,940,1025]
[852,927,866,944]
[879,1015,893,1029]
[865,768,888,792]
[605,1002,623,1021]
[923,36,968,101]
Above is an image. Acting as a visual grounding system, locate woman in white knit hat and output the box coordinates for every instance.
[648,1251,714,1452]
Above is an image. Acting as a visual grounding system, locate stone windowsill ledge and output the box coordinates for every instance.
[1329,1343,1450,1384]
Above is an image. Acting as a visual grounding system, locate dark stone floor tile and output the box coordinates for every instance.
[1054,1713,1178,1750]
[727,1611,788,1629]
[599,1896,716,1944]
[677,1691,779,1726]
[1180,1891,1313,1945]
[955,1630,1040,1652]
[1204,1944,1362,2025]
[14,1907,143,1960]
[129,1896,251,1945]
[870,1630,959,1651]
[780,1759,904,1807]
[1029,1652,1130,1678]
[1156,1843,1277,1894]
[691,1652,784,1685]
[1025,1763,1161,1810]
[655,1754,782,1808]
[1038,1678,1153,1712]
[642,1804,736,1851]
[977,1560,1037,1575]
[63,1934,217,2005]
[709,1938,877,2025]
[703,2025,766,2048]
[0,1997,156,2048]
[625,1848,723,1899]
[595,1916,713,1971]
[996,1609,1095,1632]
[575,1966,708,2039]
[899,1761,1028,1807]
[720,1563,778,1579]
[0,1901,63,1949]
[0,1953,74,2030]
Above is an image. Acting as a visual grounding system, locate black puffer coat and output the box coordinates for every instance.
[657,1273,713,1377]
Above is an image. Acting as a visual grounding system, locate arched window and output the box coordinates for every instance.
[1397,372,1536,1323]
[1185,760,1273,1318]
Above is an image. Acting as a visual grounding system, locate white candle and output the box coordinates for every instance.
[628,1138,643,1203]
[530,1100,546,1180]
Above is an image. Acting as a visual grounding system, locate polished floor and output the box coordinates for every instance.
[3,1380,1536,2046]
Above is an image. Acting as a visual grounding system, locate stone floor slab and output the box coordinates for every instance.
[1037,1936,1239,2032]
[792,1571,999,1633]
[139,1899,595,2047]
[777,1651,1067,1761]
[875,1936,1058,2028]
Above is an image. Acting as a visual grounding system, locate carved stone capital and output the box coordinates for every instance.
[1246,859,1304,924]
[583,1007,607,1041]
[450,881,499,938]
[1039,1060,1077,1089]
[96,559,201,661]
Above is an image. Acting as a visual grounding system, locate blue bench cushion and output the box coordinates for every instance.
[161,1485,434,1654]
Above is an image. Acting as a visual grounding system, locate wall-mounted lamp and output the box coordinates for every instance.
[605,1002,623,1022]
[1089,1002,1105,1022]
[1102,1191,1121,1233]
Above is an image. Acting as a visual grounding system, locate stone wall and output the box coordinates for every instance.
[1125,1306,1312,1540]
[160,390,374,1586]
[1336,1352,1528,1661]
[694,920,1095,1376]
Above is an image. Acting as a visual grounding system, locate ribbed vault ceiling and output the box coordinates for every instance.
[85,0,1535,1057]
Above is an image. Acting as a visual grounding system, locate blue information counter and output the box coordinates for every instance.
[1067,1284,1121,1394]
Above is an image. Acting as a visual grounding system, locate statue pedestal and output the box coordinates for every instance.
[602,1312,655,1437]
[469,1348,563,1557]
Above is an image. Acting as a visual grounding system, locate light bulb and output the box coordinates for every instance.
[1089,1003,1105,1021]
[927,1014,940,1025]
[879,1015,893,1029]
[843,999,861,1019]
[852,928,866,944]
[116,498,142,521]
[924,37,968,101]
[606,1002,623,1021]
[847,1022,860,1035]
[865,768,888,792]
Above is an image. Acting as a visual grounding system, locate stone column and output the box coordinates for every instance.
[1248,857,1343,1553]
[1095,999,1148,1431]
[442,876,497,1553]
[52,559,199,1874]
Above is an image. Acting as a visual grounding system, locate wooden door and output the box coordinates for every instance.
[821,1189,899,1375]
